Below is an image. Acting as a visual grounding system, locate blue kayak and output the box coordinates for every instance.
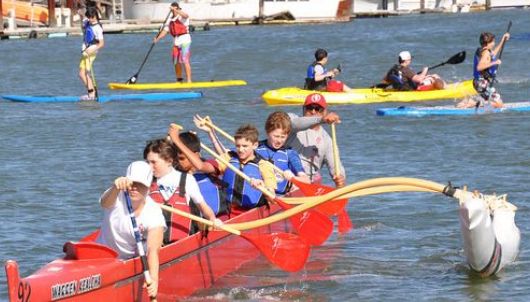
[1,92,202,103]
[376,102,530,117]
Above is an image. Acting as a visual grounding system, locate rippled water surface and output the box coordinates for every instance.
[1,9,529,301]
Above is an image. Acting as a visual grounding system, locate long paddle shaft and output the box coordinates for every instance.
[498,21,512,60]
[158,204,310,272]
[124,192,157,302]
[196,140,333,246]
[203,117,348,216]
[126,11,172,84]
[330,123,353,234]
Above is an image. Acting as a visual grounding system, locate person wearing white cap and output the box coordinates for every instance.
[383,50,445,91]
[97,161,166,297]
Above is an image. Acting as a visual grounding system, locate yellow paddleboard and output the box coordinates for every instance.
[262,80,476,106]
[108,80,247,90]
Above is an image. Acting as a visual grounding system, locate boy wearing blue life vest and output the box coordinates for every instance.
[167,127,230,218]
[304,48,350,92]
[79,7,104,101]
[256,111,310,195]
[457,32,510,109]
[169,123,276,214]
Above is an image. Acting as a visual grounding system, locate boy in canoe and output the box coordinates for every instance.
[304,48,351,92]
[96,161,165,298]
[79,6,104,100]
[169,123,277,215]
[286,93,346,188]
[153,2,192,83]
[167,124,231,219]
[456,31,510,108]
[256,111,310,195]
[382,51,445,91]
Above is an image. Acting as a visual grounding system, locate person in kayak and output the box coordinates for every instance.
[96,161,165,298]
[304,48,351,92]
[256,111,310,195]
[383,51,445,91]
[153,2,192,83]
[456,31,510,108]
[79,6,104,100]
[286,93,346,188]
[144,138,218,244]
[167,124,231,219]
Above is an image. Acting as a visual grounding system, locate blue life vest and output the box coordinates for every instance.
[222,151,265,209]
[83,20,100,47]
[473,47,497,81]
[193,172,228,216]
[385,64,416,91]
[256,140,291,195]
[304,62,327,91]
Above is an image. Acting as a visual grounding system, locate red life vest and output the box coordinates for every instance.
[169,18,188,37]
[149,173,194,244]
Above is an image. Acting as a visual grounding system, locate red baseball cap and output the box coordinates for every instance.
[304,93,327,109]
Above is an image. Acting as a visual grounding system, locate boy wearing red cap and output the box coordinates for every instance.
[286,93,346,187]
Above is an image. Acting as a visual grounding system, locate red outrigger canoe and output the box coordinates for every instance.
[5,201,298,302]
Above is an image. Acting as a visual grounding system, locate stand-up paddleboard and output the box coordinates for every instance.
[376,102,530,117]
[108,80,247,90]
[1,92,203,103]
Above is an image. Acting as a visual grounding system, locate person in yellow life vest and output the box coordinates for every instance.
[153,2,192,83]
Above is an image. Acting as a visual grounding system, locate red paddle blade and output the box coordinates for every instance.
[291,178,348,216]
[276,199,333,246]
[242,232,310,272]
[337,209,353,234]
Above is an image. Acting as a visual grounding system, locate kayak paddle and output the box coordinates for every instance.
[159,204,311,272]
[126,11,172,84]
[425,50,466,71]
[124,192,157,302]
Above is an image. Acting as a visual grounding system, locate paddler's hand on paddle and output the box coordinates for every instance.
[282,170,295,181]
[193,114,212,133]
[333,174,345,188]
[114,176,134,191]
[167,123,182,142]
[211,218,224,231]
[144,278,158,300]
[321,112,341,124]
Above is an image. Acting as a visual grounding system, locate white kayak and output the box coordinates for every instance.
[457,191,520,276]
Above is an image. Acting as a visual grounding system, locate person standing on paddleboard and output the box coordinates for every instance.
[304,48,351,92]
[79,6,104,101]
[286,93,346,188]
[153,2,193,83]
[457,31,510,109]
[383,51,445,91]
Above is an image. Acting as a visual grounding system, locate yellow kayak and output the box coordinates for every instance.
[109,80,247,90]
[262,80,476,106]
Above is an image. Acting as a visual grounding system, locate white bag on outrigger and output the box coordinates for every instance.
[458,191,520,277]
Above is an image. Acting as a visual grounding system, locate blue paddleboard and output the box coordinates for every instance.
[1,92,203,103]
[376,102,530,117]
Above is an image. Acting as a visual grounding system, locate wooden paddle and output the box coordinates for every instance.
[124,192,157,302]
[197,141,333,246]
[201,116,348,217]
[158,204,310,272]
[126,10,172,84]
[330,123,353,234]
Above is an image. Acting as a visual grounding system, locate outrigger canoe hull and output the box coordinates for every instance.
[108,80,247,90]
[5,204,292,302]
[262,80,476,105]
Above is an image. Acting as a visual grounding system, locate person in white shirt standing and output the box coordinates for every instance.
[79,6,104,100]
[154,1,192,83]
[97,161,166,298]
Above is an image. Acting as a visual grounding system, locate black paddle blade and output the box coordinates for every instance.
[447,51,466,65]
[126,75,137,84]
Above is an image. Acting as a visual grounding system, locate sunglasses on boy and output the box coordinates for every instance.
[305,104,325,112]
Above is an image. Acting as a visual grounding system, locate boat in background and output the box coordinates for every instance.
[1,92,203,103]
[1,0,48,25]
[262,80,476,106]
[5,202,296,302]
[125,0,352,23]
[108,79,247,90]
[376,101,530,117]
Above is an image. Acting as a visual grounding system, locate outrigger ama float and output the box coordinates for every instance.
[5,177,520,301]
